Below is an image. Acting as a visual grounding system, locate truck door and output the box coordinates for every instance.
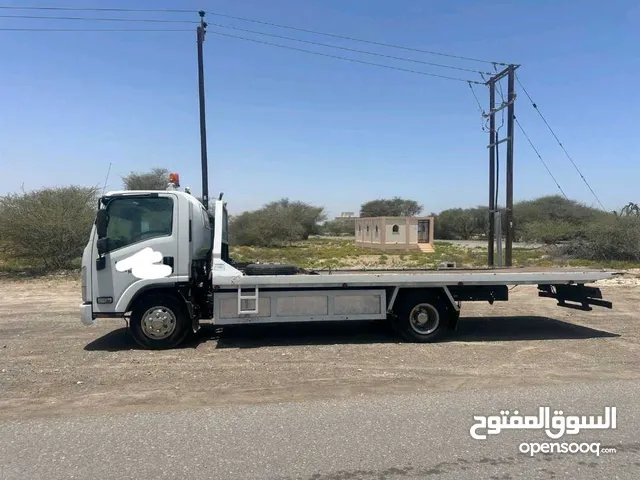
[91,193,180,314]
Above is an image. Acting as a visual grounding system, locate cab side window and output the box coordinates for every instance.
[104,196,174,252]
[201,205,211,231]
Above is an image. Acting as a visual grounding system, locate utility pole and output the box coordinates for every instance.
[196,10,210,210]
[485,64,519,267]
[505,65,516,266]
[487,80,496,266]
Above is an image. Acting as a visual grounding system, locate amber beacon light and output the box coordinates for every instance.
[169,172,180,187]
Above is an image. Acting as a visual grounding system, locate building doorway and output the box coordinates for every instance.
[417,219,430,243]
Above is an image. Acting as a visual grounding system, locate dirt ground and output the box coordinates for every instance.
[0,272,639,421]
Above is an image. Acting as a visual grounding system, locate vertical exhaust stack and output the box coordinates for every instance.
[196,11,209,211]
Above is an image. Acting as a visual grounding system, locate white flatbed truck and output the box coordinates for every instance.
[79,177,615,349]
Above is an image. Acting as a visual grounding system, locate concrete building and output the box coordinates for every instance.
[354,216,435,253]
[334,212,356,221]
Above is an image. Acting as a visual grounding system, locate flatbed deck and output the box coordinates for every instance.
[313,266,616,274]
[214,267,616,288]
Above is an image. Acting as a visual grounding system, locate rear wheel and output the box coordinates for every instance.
[391,290,453,343]
[130,294,190,349]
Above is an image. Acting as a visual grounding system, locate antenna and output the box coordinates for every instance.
[101,162,112,195]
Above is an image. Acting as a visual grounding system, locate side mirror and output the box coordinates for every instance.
[97,238,108,256]
[96,210,109,238]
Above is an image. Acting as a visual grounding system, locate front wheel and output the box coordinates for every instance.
[130,294,190,349]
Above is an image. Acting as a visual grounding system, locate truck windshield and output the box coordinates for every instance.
[102,196,174,252]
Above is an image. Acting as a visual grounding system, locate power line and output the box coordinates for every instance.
[206,11,506,66]
[208,30,484,84]
[0,13,491,75]
[0,23,483,83]
[468,82,484,113]
[207,21,492,75]
[516,75,605,210]
[0,4,507,66]
[0,13,195,24]
[468,82,491,133]
[493,63,506,105]
[0,27,190,32]
[515,118,569,200]
[0,5,195,13]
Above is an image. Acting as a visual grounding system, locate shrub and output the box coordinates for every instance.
[435,208,479,240]
[122,167,170,190]
[512,195,606,242]
[519,219,585,244]
[229,198,326,247]
[263,199,326,240]
[561,216,640,261]
[0,186,98,272]
[432,196,609,243]
[360,197,423,217]
[322,219,356,236]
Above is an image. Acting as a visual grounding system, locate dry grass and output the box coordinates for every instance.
[231,237,640,270]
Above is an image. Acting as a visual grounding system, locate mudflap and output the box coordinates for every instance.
[538,284,612,311]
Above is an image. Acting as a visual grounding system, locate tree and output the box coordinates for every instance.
[519,219,581,244]
[618,202,640,217]
[468,206,491,238]
[0,186,98,272]
[360,197,423,217]
[562,216,640,262]
[122,167,170,190]
[230,209,304,247]
[262,198,326,240]
[434,208,479,240]
[512,195,608,243]
[229,198,326,246]
[322,218,356,236]
[513,195,605,228]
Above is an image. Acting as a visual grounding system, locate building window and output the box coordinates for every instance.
[375,225,379,237]
[366,225,369,233]
[358,225,361,232]
[392,224,400,234]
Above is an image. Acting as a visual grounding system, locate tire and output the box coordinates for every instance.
[130,294,190,349]
[391,290,453,343]
[244,263,299,276]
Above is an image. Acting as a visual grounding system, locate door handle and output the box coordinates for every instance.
[162,256,174,268]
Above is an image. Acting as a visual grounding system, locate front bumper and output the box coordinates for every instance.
[80,302,95,326]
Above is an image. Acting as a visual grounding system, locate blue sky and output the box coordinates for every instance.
[1,0,638,217]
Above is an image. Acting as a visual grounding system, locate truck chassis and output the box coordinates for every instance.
[123,267,613,349]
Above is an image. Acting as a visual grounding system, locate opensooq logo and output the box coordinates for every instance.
[115,247,172,280]
[469,406,617,440]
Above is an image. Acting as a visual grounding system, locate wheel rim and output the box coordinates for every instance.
[408,303,440,335]
[141,306,177,340]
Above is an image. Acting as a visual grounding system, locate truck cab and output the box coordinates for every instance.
[80,176,238,348]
